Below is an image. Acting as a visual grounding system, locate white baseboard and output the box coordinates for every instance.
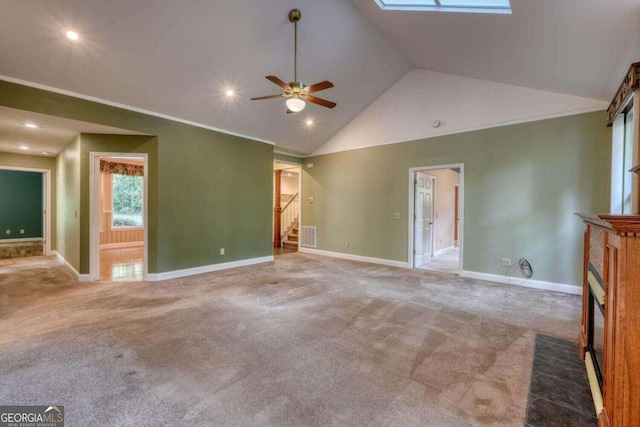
[434,245,454,257]
[147,256,274,281]
[299,247,410,269]
[52,251,91,282]
[460,270,581,295]
[100,241,144,250]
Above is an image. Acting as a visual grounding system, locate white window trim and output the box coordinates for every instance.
[111,172,145,230]
[374,0,512,14]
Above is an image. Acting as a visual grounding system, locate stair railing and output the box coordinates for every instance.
[280,192,299,244]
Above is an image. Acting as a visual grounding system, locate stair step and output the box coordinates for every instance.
[282,241,298,249]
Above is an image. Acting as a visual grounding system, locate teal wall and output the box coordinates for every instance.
[302,111,611,287]
[0,80,273,275]
[0,170,43,239]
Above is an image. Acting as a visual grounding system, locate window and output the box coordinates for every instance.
[611,102,635,214]
[374,0,512,14]
[112,174,143,228]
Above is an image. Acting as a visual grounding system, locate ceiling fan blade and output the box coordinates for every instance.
[304,95,336,109]
[266,76,291,91]
[250,94,285,101]
[287,109,298,114]
[304,80,334,94]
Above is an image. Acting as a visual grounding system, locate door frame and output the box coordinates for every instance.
[408,163,464,274]
[90,152,148,281]
[0,166,52,256]
[454,183,460,247]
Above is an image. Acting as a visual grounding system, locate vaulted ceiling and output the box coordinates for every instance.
[0,0,638,156]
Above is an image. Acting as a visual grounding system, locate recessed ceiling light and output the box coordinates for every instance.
[306,120,314,126]
[24,123,38,128]
[66,30,80,41]
[226,89,234,97]
[42,151,50,155]
[19,146,30,150]
[287,173,292,177]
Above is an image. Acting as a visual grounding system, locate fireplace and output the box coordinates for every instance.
[586,265,605,389]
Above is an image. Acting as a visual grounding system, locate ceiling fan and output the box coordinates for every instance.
[251,9,336,114]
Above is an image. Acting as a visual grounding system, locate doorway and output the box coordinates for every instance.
[409,164,463,275]
[90,153,148,281]
[0,167,51,259]
[273,161,301,255]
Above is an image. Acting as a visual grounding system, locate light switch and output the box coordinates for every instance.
[20,229,25,234]
[5,230,10,235]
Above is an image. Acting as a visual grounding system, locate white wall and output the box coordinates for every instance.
[428,169,460,252]
[314,69,608,155]
[281,173,299,196]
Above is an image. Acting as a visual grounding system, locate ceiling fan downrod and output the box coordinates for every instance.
[289,9,301,84]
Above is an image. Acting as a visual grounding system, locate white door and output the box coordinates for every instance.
[414,172,434,267]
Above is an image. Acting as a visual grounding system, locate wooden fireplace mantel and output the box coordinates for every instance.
[577,213,640,427]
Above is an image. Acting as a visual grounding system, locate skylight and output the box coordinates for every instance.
[374,0,512,14]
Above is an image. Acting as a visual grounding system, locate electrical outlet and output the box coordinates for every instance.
[20,229,25,234]
[501,258,511,267]
[393,213,401,220]
[345,241,350,247]
[5,230,10,235]
[220,248,225,255]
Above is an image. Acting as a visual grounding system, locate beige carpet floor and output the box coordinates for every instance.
[0,254,582,426]
[418,247,460,274]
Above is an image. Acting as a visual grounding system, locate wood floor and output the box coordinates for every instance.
[100,247,144,281]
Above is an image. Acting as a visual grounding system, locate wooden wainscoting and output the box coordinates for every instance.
[100,212,143,247]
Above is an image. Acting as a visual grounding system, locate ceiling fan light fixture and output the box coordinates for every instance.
[250,9,335,113]
[286,97,306,112]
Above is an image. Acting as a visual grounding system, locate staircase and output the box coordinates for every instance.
[282,224,299,250]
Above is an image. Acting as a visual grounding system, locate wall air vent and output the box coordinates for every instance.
[300,226,317,248]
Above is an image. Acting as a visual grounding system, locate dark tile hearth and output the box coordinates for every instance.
[526,335,597,427]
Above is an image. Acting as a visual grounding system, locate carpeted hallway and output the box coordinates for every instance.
[0,254,582,426]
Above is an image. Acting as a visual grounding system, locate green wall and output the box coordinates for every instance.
[0,152,57,248]
[302,111,611,287]
[0,170,43,239]
[56,136,81,271]
[0,80,273,275]
[274,152,303,165]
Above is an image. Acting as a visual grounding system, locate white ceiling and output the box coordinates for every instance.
[350,0,640,101]
[0,0,409,155]
[0,106,143,157]
[0,0,637,156]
